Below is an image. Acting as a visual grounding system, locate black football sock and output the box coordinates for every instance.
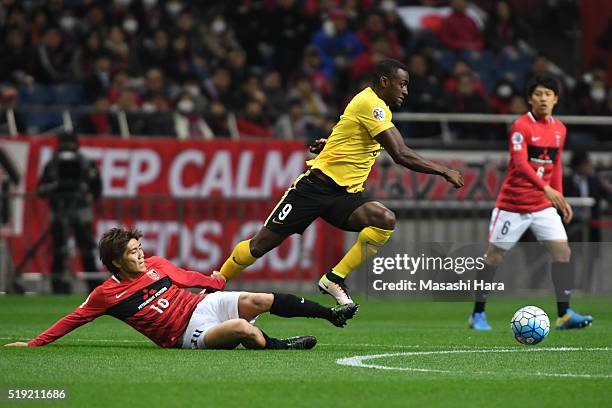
[270,293,332,320]
[551,261,572,317]
[261,330,288,350]
[473,264,498,313]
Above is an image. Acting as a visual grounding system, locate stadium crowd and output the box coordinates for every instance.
[0,0,610,142]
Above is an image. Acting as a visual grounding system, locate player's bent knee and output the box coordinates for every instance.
[243,292,273,312]
[368,207,395,230]
[379,209,396,230]
[231,319,257,339]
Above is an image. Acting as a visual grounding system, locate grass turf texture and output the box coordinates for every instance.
[1,295,610,408]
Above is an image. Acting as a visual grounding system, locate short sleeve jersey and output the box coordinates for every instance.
[306,87,393,192]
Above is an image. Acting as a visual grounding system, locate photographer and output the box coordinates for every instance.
[38,131,102,293]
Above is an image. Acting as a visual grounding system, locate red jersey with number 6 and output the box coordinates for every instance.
[27,256,226,348]
[496,112,566,213]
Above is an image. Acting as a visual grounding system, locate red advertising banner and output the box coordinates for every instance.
[1,136,345,280]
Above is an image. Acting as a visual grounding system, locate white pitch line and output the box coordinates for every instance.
[337,348,612,379]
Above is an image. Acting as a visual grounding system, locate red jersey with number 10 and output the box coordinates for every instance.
[27,256,226,348]
[496,112,566,213]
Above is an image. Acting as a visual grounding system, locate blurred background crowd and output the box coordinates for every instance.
[0,0,610,143]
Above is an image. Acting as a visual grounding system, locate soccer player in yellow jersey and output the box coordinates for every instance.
[219,59,464,305]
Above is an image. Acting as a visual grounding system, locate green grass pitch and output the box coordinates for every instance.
[1,295,610,407]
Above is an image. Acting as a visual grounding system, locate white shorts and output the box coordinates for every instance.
[488,207,567,251]
[180,291,243,349]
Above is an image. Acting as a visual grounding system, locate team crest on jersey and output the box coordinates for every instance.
[147,269,160,281]
[373,107,386,121]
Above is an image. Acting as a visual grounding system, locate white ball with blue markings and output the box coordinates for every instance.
[511,306,550,345]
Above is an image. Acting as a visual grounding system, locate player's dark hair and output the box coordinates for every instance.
[99,227,143,275]
[527,75,560,96]
[372,58,408,85]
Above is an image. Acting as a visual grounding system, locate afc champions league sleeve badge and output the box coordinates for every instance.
[373,107,386,121]
[511,131,523,151]
[555,131,561,146]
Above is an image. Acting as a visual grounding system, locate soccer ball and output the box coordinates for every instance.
[510,306,550,345]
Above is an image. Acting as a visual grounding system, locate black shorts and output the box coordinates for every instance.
[264,170,375,236]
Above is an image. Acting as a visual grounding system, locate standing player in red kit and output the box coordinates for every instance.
[469,75,593,331]
[5,228,357,350]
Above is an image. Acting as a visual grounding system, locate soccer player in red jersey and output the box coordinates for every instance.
[469,75,593,331]
[5,228,358,350]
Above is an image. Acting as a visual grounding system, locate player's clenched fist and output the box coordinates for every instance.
[308,139,327,154]
[443,169,464,188]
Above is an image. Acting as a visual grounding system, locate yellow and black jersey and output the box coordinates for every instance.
[306,87,393,193]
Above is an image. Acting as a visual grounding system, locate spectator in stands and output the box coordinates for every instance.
[140,29,171,71]
[444,60,487,99]
[356,11,403,60]
[236,99,273,139]
[266,0,314,80]
[262,70,287,119]
[1,28,33,85]
[166,34,194,82]
[405,53,448,138]
[448,73,491,138]
[563,151,612,241]
[202,13,243,63]
[174,9,200,49]
[351,38,391,81]
[237,74,267,109]
[29,8,50,45]
[78,96,117,136]
[274,97,309,141]
[489,77,518,114]
[437,0,483,51]
[576,78,609,116]
[141,68,170,105]
[575,62,610,116]
[310,8,363,91]
[379,0,411,49]
[0,87,25,134]
[204,101,232,137]
[483,0,531,54]
[32,26,80,84]
[288,75,328,122]
[141,94,176,137]
[297,46,330,97]
[78,31,107,78]
[174,92,214,140]
[79,5,107,36]
[204,67,237,110]
[563,151,612,283]
[226,48,249,87]
[508,95,528,115]
[83,54,113,103]
[104,25,131,72]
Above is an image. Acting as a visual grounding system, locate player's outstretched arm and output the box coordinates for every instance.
[375,127,464,188]
[4,342,28,347]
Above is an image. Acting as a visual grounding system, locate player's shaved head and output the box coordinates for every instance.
[99,227,143,275]
[372,58,408,84]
